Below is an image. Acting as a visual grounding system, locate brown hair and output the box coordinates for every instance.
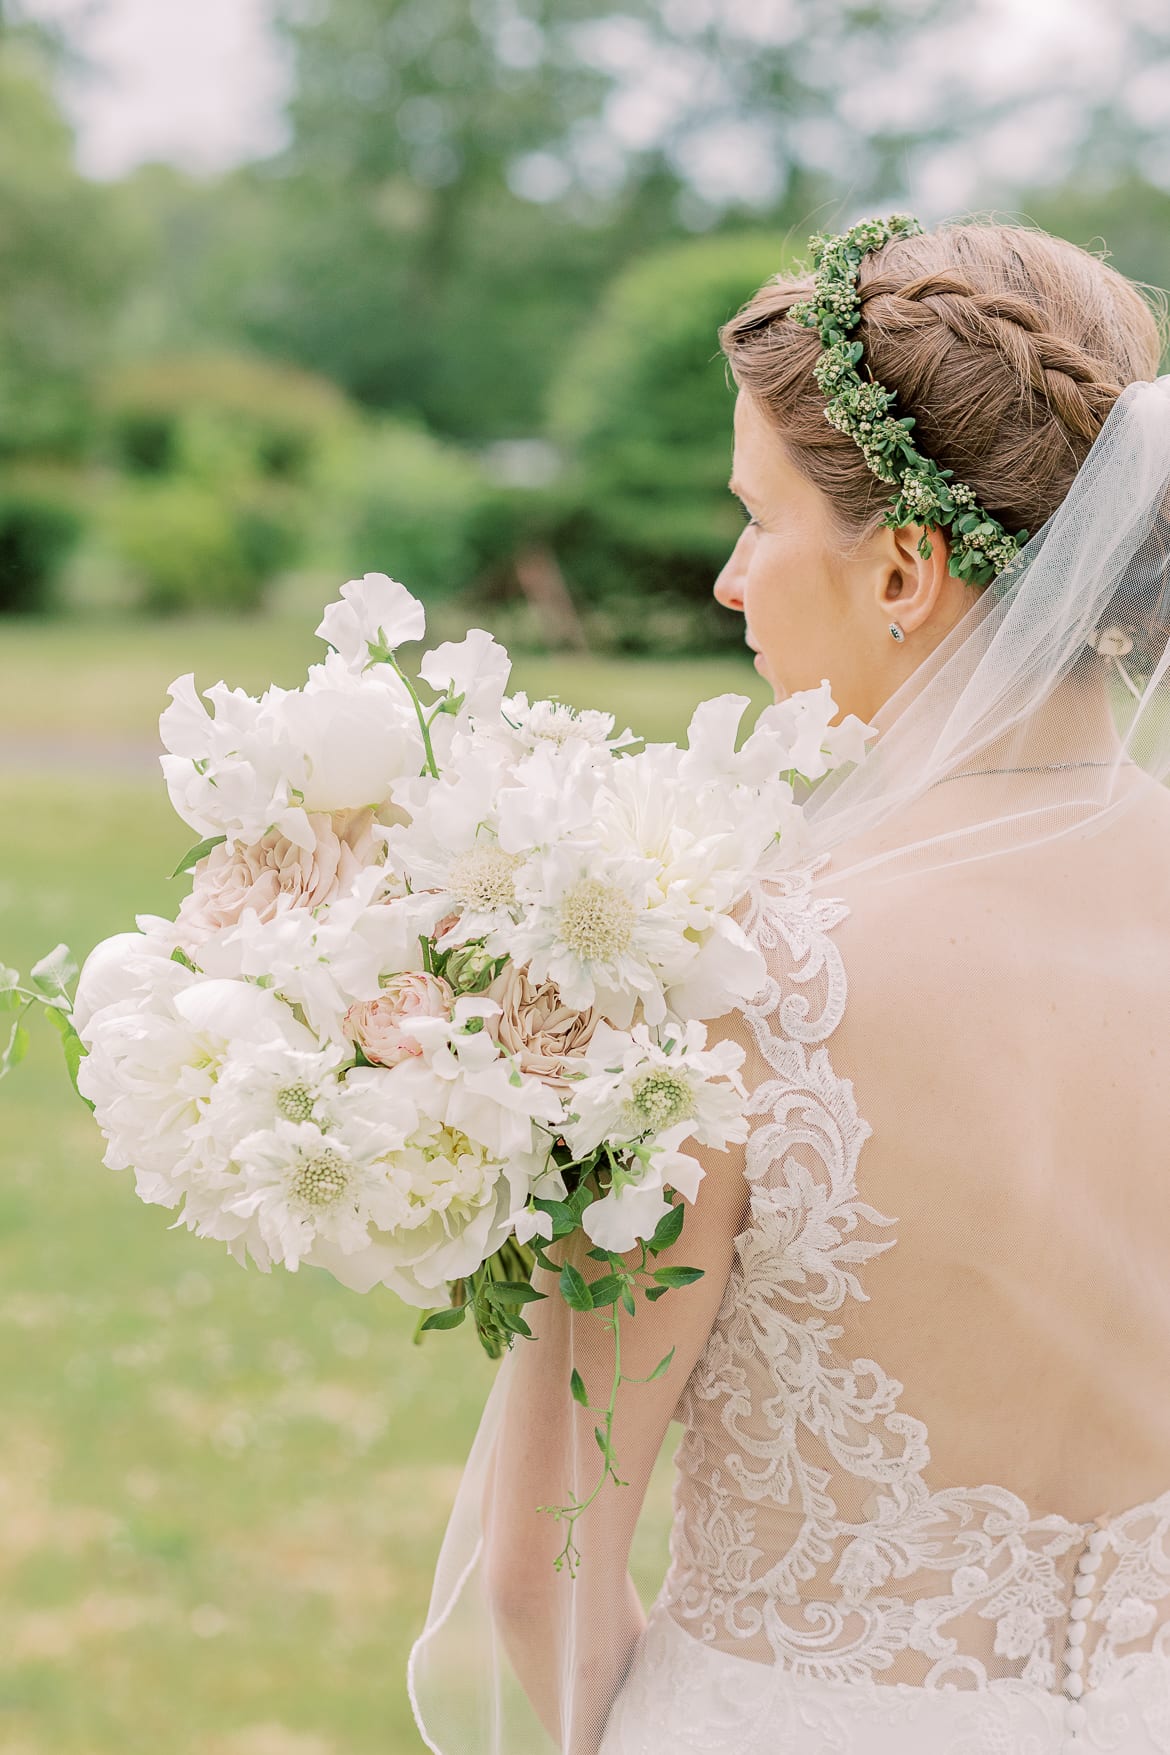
[719,220,1165,553]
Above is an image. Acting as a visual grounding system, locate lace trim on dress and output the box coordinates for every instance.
[658,865,1170,1701]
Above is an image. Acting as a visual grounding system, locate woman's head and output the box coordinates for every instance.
[715,220,1163,720]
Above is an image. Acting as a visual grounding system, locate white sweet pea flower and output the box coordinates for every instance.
[197,872,449,1044]
[160,675,310,847]
[494,740,606,854]
[419,627,512,719]
[315,572,426,670]
[757,681,875,783]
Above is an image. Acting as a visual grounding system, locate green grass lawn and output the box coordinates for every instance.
[0,615,767,1755]
[0,611,767,746]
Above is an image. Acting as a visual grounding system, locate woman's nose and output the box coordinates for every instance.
[714,541,746,613]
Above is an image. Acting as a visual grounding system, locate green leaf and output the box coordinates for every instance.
[569,1367,589,1407]
[565,1180,596,1219]
[171,946,197,971]
[497,1309,533,1337]
[29,943,77,1004]
[43,1007,91,1104]
[584,1272,623,1308]
[0,986,23,1015]
[652,1264,705,1289]
[484,1280,546,1306]
[418,1305,468,1332]
[620,1282,636,1317]
[559,1262,593,1312]
[594,1425,608,1455]
[644,1285,670,1302]
[648,1202,685,1254]
[170,834,227,879]
[533,1197,577,1238]
[648,1347,676,1381]
[0,1017,30,1077]
[585,1245,611,1262]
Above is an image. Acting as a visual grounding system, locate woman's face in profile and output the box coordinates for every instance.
[714,388,885,721]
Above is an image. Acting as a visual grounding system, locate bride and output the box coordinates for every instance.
[408,215,1170,1753]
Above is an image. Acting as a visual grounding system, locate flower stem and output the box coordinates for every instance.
[383,651,440,779]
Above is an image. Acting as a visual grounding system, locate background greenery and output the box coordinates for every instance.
[3,0,1170,1748]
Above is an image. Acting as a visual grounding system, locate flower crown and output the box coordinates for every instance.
[789,214,1028,588]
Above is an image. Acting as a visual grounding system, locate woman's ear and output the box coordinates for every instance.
[875,522,952,636]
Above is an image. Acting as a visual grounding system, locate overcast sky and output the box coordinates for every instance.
[17,0,292,178]
[13,0,1166,211]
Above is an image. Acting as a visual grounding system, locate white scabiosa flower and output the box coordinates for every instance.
[559,1020,748,1250]
[226,1117,410,1273]
[492,691,637,757]
[563,1019,748,1159]
[504,842,684,1028]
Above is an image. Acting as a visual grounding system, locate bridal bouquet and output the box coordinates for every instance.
[6,573,870,1571]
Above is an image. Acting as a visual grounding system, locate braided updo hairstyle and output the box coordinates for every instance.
[720,220,1163,556]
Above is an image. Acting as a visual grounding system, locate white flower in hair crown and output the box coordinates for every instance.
[788,214,1029,588]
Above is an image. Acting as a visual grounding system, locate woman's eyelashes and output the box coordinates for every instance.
[738,502,761,530]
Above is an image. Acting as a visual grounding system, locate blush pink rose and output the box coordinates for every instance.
[179,808,378,942]
[343,971,455,1066]
[485,961,602,1088]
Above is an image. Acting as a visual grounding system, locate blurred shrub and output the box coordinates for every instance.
[92,355,343,613]
[0,467,85,613]
[96,353,351,481]
[314,417,491,601]
[549,232,796,653]
[101,479,260,615]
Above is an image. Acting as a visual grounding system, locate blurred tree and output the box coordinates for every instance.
[1016,179,1170,352]
[548,230,793,653]
[205,0,946,440]
[0,34,129,456]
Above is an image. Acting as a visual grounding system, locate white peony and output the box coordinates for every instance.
[73,922,185,1041]
[77,976,316,1212]
[277,652,424,814]
[302,1026,562,1303]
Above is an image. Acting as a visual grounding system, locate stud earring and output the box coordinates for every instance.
[889,621,905,643]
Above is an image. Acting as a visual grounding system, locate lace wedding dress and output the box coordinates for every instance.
[408,378,1170,1755]
[597,858,1170,1755]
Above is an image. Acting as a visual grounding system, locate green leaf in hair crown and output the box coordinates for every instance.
[789,214,1028,589]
